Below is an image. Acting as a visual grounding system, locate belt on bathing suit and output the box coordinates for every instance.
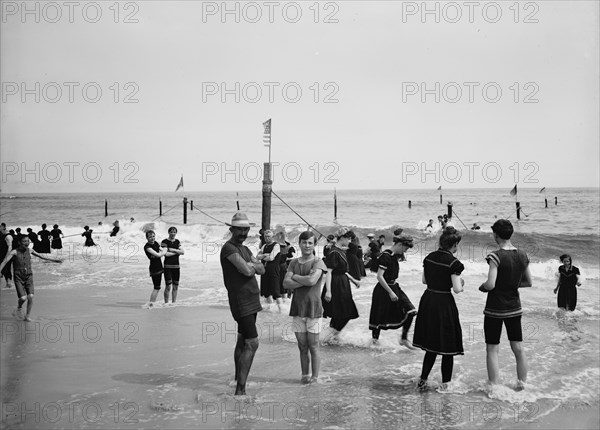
[384,279,397,284]
[426,288,451,294]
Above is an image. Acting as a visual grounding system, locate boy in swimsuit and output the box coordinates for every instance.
[0,235,62,321]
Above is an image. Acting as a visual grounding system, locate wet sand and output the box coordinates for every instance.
[1,276,599,429]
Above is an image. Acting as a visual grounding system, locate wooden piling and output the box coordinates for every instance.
[183,197,188,224]
[261,162,272,232]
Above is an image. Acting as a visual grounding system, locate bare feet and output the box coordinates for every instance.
[417,378,427,391]
[400,338,417,350]
[301,375,311,384]
[12,308,22,320]
[24,315,32,322]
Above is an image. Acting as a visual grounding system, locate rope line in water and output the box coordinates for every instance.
[449,207,470,230]
[153,202,180,221]
[271,190,325,238]
[190,206,228,226]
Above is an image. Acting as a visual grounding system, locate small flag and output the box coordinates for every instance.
[437,186,442,191]
[263,119,271,147]
[510,185,517,197]
[175,176,184,192]
[539,187,546,193]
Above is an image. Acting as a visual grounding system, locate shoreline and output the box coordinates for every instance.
[1,278,599,429]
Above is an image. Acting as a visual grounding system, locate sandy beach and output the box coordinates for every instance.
[1,266,598,430]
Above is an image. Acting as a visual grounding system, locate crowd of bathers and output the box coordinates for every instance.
[217,212,584,395]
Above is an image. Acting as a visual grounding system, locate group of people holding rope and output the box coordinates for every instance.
[220,211,537,396]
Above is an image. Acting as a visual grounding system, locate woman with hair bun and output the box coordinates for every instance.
[368,228,417,347]
[413,226,465,390]
[321,227,361,341]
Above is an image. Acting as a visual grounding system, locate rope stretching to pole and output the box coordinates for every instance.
[448,207,470,230]
[271,190,325,238]
[190,206,228,226]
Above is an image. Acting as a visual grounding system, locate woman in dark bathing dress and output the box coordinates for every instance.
[322,227,361,340]
[37,224,51,253]
[82,226,95,247]
[50,224,63,251]
[369,231,417,347]
[413,227,465,389]
[554,254,582,311]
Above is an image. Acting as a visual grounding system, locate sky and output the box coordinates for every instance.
[1,0,598,193]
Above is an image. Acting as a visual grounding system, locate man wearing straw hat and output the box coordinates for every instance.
[220,212,265,395]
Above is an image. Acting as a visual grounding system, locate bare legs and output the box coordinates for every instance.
[295,332,320,382]
[149,289,159,304]
[486,342,528,386]
[164,283,178,303]
[234,334,259,395]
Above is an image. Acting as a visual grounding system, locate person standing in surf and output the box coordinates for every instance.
[256,229,281,310]
[321,227,361,342]
[323,234,336,258]
[0,223,13,288]
[346,236,364,281]
[283,230,327,383]
[554,254,582,311]
[110,220,120,237]
[369,231,417,348]
[37,224,51,254]
[479,219,533,390]
[161,226,184,303]
[50,224,64,252]
[413,227,465,390]
[27,228,41,253]
[220,212,265,395]
[81,226,95,247]
[144,230,167,307]
[0,235,62,321]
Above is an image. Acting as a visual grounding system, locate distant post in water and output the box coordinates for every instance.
[544,198,548,208]
[104,200,108,217]
[159,199,163,216]
[555,196,558,205]
[236,192,240,211]
[408,200,412,209]
[183,197,188,224]
[191,200,194,210]
[447,202,453,218]
[334,188,338,222]
[516,201,521,220]
[261,162,272,232]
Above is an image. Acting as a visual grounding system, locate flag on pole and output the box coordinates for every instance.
[437,186,442,191]
[175,175,184,192]
[510,185,517,196]
[539,187,546,193]
[263,119,271,147]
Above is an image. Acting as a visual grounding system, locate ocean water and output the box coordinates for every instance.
[1,188,599,428]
